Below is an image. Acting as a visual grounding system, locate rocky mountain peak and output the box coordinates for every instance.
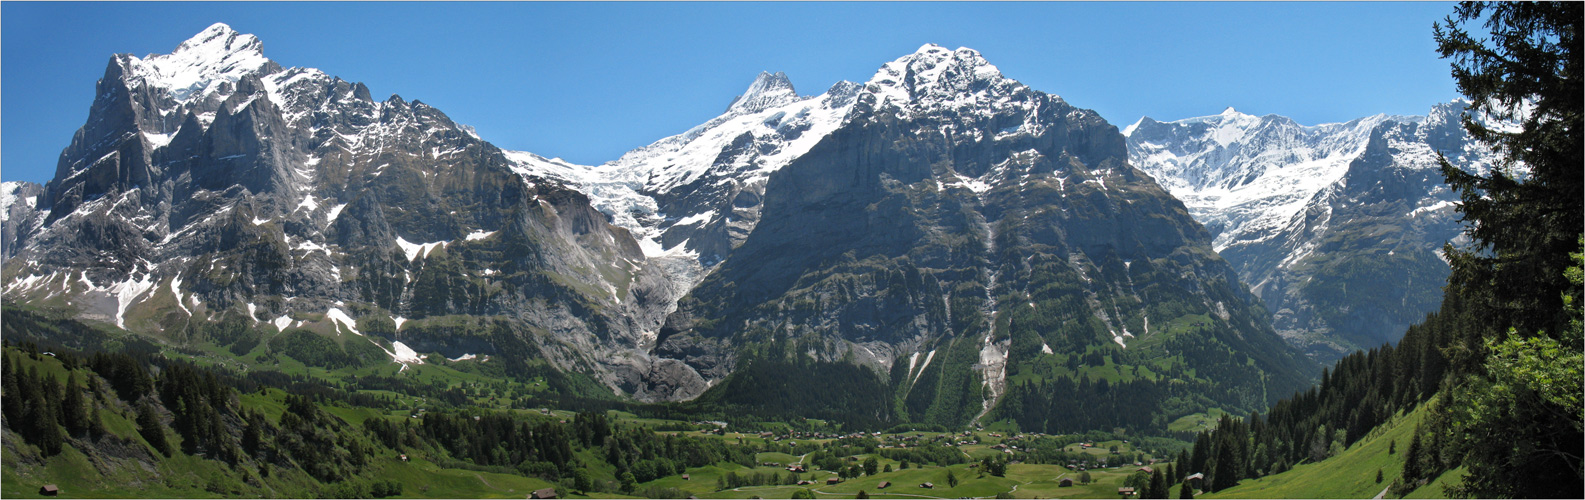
[864,44,1014,111]
[726,71,798,114]
[125,22,274,103]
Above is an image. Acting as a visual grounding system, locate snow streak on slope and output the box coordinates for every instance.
[504,71,862,299]
[1125,108,1398,252]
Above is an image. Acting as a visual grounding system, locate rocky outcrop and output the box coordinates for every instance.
[2,23,676,398]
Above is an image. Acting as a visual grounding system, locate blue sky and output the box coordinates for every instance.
[2,2,1461,184]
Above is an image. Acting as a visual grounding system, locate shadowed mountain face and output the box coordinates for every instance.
[651,45,1313,426]
[1126,103,1497,360]
[1,23,686,399]
[5,29,1315,428]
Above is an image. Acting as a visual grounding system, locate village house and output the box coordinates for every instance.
[1059,478,1074,487]
[39,485,59,496]
[827,477,842,485]
[529,487,557,499]
[919,482,934,489]
[1118,486,1137,498]
[877,481,891,489]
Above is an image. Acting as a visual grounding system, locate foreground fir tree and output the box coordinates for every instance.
[1432,1,1583,497]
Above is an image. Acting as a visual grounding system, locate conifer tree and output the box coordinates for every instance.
[1146,469,1168,499]
[61,371,89,435]
[137,403,171,457]
[1432,3,1583,497]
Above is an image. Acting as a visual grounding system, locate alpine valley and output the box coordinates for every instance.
[0,22,1498,498]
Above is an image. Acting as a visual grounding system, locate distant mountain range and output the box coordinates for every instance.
[2,23,1481,429]
[1125,103,1497,359]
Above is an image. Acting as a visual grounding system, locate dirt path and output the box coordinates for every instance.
[473,473,497,491]
[1373,486,1390,499]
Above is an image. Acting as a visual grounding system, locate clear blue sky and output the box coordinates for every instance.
[2,1,1461,185]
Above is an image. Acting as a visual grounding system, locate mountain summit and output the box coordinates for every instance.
[5,24,682,397]
[1127,102,1498,358]
[726,71,799,114]
[4,29,1316,429]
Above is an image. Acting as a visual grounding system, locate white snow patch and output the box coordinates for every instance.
[391,316,407,330]
[394,236,449,261]
[449,353,478,362]
[272,315,291,332]
[464,229,496,241]
[325,307,361,336]
[390,341,424,364]
[1410,200,1456,217]
[1041,343,1054,355]
[295,195,319,213]
[912,349,938,385]
[171,277,191,316]
[294,239,331,256]
[675,210,714,226]
[325,203,347,225]
[109,274,158,330]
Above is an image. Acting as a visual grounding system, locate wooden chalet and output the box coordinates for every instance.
[920,482,934,489]
[1059,477,1074,487]
[39,485,60,496]
[827,477,842,485]
[529,487,558,499]
[877,481,891,489]
[1118,487,1137,498]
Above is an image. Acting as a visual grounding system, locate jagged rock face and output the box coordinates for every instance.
[2,23,676,396]
[5,29,1318,420]
[512,72,864,297]
[1,181,45,259]
[1127,102,1496,359]
[654,45,1313,423]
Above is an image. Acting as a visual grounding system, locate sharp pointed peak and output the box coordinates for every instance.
[168,22,262,59]
[726,70,799,114]
[862,43,1009,107]
[124,22,274,103]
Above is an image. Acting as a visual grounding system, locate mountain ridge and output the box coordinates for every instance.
[1126,101,1497,358]
[5,27,1315,429]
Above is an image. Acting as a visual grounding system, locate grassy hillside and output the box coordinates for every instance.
[1201,402,1454,499]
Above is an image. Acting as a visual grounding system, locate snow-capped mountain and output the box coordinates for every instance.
[508,71,863,299]
[648,44,1312,422]
[1127,103,1497,358]
[2,23,688,398]
[4,28,1315,425]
